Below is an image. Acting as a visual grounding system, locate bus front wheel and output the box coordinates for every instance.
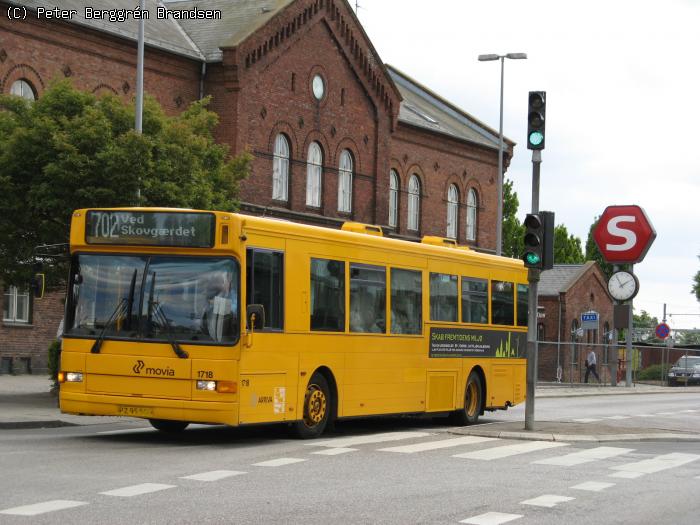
[149,419,189,433]
[450,372,482,426]
[292,373,331,439]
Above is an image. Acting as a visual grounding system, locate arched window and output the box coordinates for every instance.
[407,175,420,232]
[306,142,322,207]
[388,170,399,228]
[272,134,289,201]
[337,149,353,212]
[466,188,478,241]
[10,79,35,101]
[446,184,458,239]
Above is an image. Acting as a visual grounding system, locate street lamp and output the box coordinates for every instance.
[478,52,527,256]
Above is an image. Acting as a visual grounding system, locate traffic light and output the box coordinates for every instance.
[523,213,544,268]
[540,210,555,270]
[527,91,546,150]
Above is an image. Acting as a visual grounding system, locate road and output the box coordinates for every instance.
[1,392,699,524]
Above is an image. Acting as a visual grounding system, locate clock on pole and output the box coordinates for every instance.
[607,270,639,302]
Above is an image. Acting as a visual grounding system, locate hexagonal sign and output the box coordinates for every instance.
[593,205,656,264]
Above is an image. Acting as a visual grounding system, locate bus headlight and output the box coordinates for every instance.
[197,380,217,391]
[58,371,84,383]
[196,380,237,393]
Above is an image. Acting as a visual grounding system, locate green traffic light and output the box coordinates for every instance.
[529,131,544,146]
[525,252,541,265]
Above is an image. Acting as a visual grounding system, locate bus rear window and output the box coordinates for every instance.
[430,273,457,322]
[310,259,345,332]
[491,281,514,326]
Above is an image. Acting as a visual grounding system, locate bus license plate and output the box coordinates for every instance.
[117,405,153,417]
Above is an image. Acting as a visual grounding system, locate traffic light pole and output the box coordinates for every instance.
[525,150,541,431]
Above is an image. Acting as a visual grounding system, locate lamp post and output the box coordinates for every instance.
[477,52,527,256]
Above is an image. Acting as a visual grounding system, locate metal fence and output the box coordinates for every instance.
[536,340,700,386]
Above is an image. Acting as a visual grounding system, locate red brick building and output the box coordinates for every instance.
[536,262,614,383]
[0,0,511,372]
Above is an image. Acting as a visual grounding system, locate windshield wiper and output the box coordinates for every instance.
[91,298,128,354]
[146,271,188,359]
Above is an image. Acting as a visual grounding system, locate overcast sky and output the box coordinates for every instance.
[360,0,700,330]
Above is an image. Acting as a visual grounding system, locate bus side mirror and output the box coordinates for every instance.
[32,273,45,299]
[246,304,265,330]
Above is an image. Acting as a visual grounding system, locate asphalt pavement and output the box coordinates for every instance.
[2,374,700,442]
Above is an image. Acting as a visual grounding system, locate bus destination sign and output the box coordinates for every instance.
[429,327,526,359]
[85,211,215,248]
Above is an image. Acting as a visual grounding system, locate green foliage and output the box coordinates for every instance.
[693,255,700,302]
[47,339,61,389]
[637,364,666,381]
[501,178,524,258]
[553,224,585,264]
[585,216,614,279]
[0,80,252,287]
[634,309,659,328]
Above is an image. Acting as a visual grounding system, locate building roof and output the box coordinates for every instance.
[386,64,513,151]
[538,262,596,297]
[166,0,294,62]
[10,0,205,60]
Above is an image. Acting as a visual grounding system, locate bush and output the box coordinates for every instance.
[637,363,666,381]
[47,339,61,390]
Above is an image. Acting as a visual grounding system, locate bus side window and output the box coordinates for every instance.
[516,284,528,327]
[390,268,422,335]
[310,258,345,332]
[246,248,284,330]
[461,277,487,324]
[491,280,514,326]
[349,263,386,334]
[429,273,457,322]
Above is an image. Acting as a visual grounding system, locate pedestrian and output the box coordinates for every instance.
[585,349,600,383]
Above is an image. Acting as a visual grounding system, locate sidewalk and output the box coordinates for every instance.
[2,374,700,441]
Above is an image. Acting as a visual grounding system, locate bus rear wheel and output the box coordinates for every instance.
[450,371,482,426]
[149,419,189,433]
[292,373,331,439]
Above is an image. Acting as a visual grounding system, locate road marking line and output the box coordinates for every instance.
[97,428,156,435]
[534,446,634,466]
[520,494,574,508]
[311,447,357,455]
[655,412,677,416]
[453,440,568,461]
[252,457,307,467]
[99,483,175,497]
[459,511,523,525]
[379,435,496,453]
[572,418,602,423]
[609,471,644,479]
[570,481,616,492]
[604,415,631,420]
[610,453,700,476]
[0,500,88,516]
[680,410,698,413]
[179,470,246,481]
[634,414,655,417]
[309,431,431,448]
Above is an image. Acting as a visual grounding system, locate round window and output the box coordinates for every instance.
[312,74,325,100]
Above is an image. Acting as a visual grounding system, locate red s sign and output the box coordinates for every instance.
[593,205,656,264]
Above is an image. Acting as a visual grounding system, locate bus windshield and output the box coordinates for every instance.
[66,254,239,344]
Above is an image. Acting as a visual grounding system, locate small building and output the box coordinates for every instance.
[536,262,614,383]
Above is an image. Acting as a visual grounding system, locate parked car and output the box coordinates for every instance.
[667,356,700,386]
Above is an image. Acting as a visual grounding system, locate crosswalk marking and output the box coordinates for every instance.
[179,470,246,481]
[309,431,431,448]
[311,447,357,456]
[453,440,568,461]
[378,435,496,454]
[99,483,175,497]
[533,446,634,466]
[655,412,678,416]
[609,471,644,479]
[572,418,602,423]
[604,415,631,420]
[459,511,523,525]
[570,481,616,492]
[252,457,307,467]
[0,500,88,516]
[610,453,700,476]
[520,494,574,508]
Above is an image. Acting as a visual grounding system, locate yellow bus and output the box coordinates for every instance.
[59,207,528,438]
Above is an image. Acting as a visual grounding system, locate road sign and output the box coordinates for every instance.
[655,322,671,340]
[592,205,657,264]
[581,311,599,331]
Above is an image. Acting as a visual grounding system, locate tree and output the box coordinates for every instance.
[633,309,659,329]
[693,255,700,302]
[585,216,614,279]
[553,224,585,264]
[501,177,524,258]
[0,81,252,287]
